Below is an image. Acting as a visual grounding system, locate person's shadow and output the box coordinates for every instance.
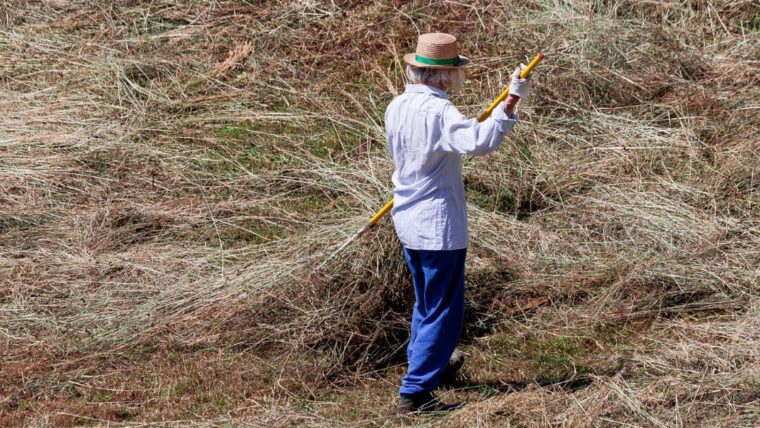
[440,371,594,395]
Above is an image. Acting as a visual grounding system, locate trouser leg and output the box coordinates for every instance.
[400,247,466,396]
[404,248,426,363]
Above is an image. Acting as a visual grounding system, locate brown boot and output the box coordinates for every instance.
[397,391,460,415]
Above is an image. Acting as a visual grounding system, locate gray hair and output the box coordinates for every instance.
[405,65,465,93]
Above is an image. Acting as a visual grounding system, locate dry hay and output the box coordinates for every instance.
[1,0,759,426]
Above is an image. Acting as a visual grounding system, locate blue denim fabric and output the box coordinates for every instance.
[400,247,467,396]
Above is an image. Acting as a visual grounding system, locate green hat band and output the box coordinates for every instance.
[414,55,460,66]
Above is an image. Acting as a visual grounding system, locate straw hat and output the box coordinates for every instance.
[403,32,470,69]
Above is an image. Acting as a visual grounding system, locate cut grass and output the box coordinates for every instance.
[1,0,758,426]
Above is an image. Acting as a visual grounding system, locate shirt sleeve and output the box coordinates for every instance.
[434,102,517,155]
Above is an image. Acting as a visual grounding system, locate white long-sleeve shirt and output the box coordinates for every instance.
[385,84,517,250]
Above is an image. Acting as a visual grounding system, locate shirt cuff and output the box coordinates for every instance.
[490,104,518,133]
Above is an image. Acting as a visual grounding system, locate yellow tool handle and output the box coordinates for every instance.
[369,198,394,225]
[372,52,545,225]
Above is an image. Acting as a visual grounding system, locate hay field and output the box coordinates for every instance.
[1,0,758,426]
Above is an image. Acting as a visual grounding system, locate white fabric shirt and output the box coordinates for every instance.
[385,84,517,250]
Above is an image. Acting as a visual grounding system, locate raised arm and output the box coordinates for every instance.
[434,103,517,155]
[434,64,532,155]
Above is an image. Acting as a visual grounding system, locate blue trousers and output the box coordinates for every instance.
[399,247,466,396]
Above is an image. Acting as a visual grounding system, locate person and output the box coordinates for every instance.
[384,32,531,414]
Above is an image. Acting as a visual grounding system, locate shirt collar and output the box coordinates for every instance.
[404,83,449,100]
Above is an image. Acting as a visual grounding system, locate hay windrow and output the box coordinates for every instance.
[1,0,759,425]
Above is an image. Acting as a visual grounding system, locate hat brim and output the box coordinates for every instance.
[403,53,470,69]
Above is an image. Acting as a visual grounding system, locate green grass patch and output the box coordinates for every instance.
[280,194,353,219]
[742,13,760,32]
[95,391,114,402]
[211,119,363,167]
[167,378,203,399]
[295,390,314,413]
[490,334,593,378]
[192,143,294,177]
[0,215,45,234]
[218,219,288,245]
[217,124,256,140]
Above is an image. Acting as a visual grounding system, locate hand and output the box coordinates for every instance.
[508,63,531,100]
[503,94,519,116]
